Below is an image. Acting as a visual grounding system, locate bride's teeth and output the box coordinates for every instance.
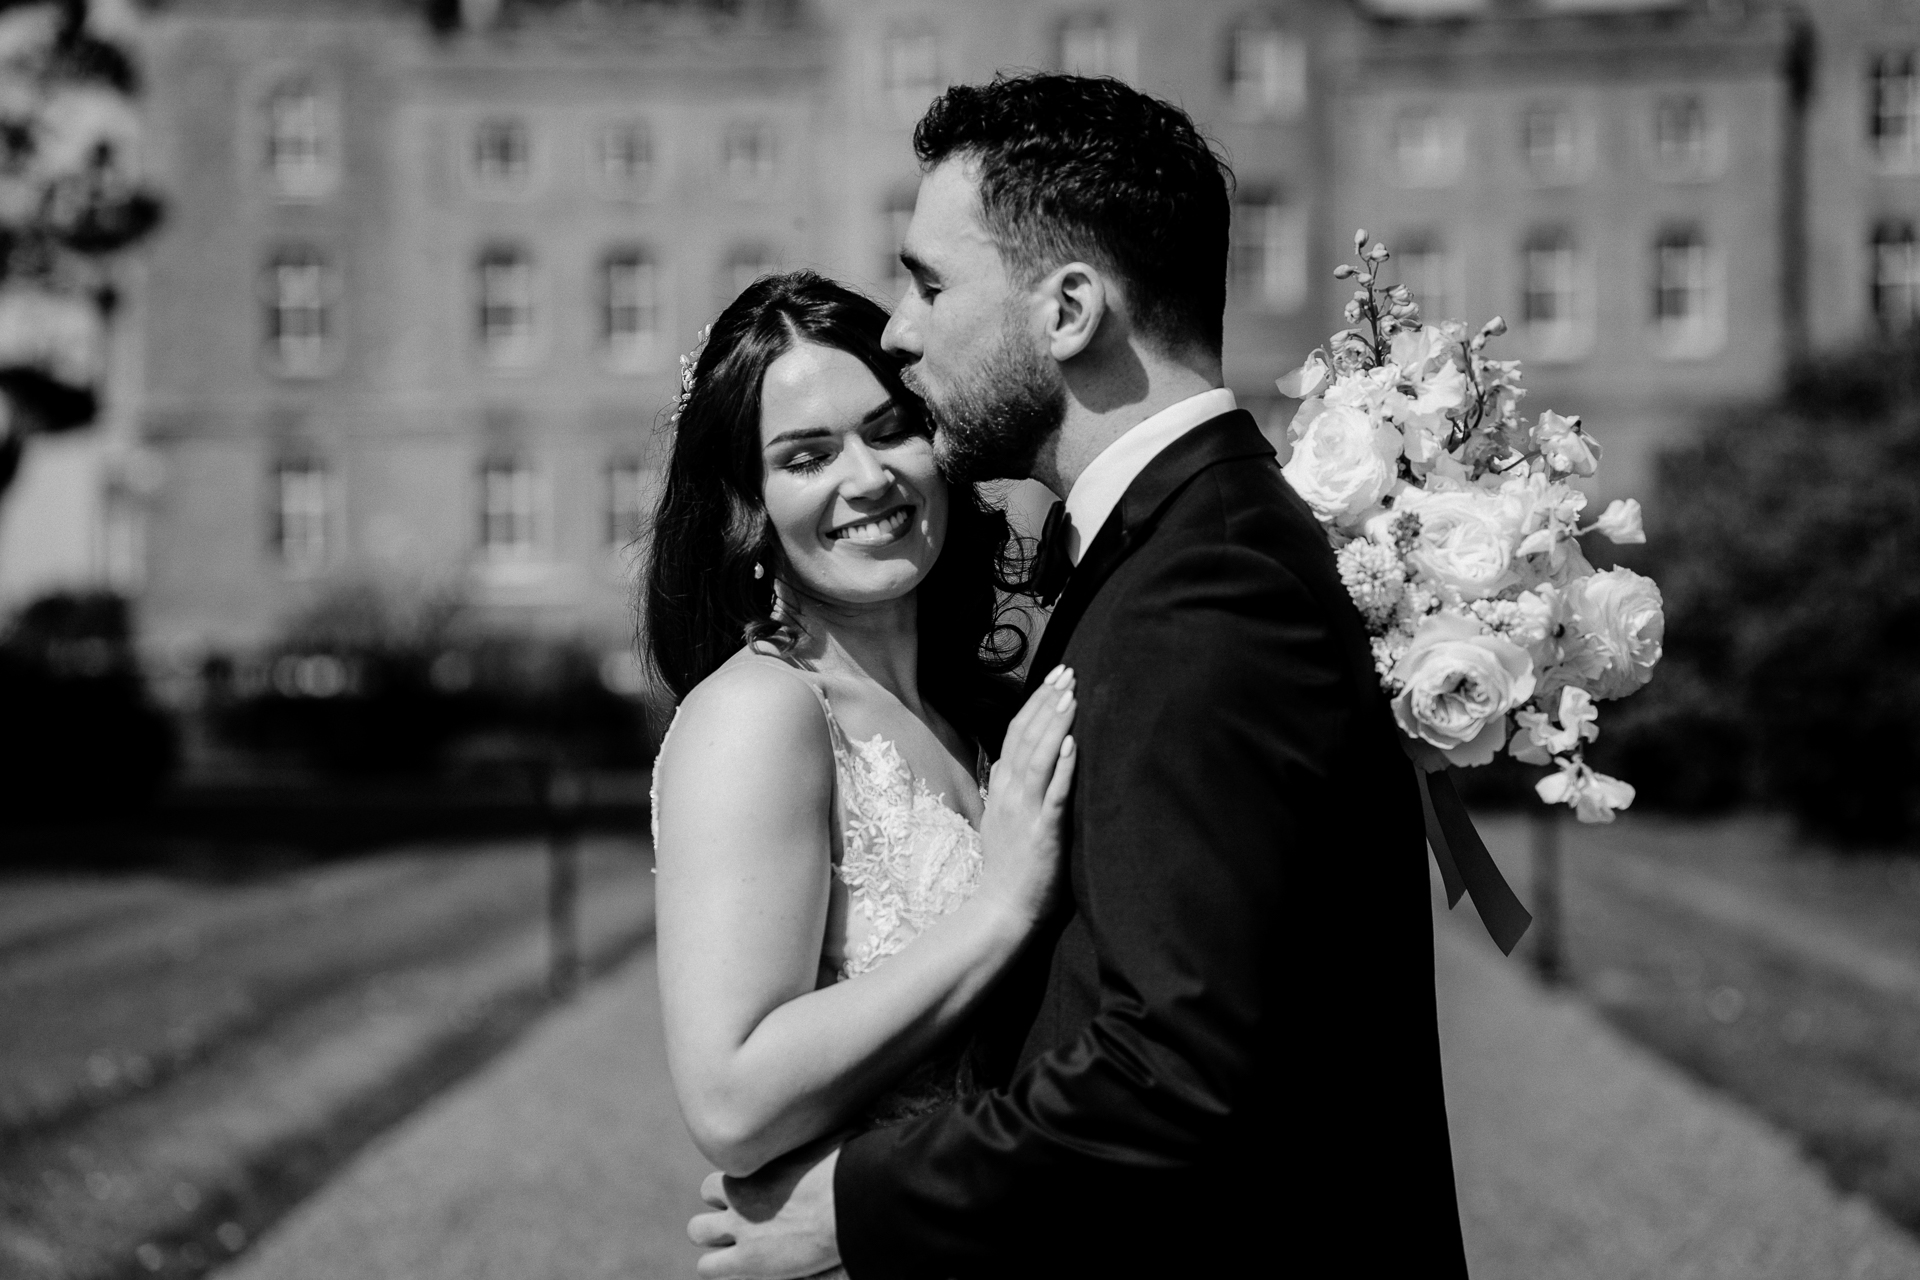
[836,508,910,545]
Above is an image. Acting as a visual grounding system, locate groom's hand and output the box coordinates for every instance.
[688,1141,841,1279]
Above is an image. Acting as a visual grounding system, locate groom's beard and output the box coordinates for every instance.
[905,320,1066,484]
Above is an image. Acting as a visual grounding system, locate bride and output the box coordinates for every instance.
[644,270,1077,1189]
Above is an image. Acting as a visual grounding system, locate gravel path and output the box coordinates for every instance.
[215,914,1920,1280]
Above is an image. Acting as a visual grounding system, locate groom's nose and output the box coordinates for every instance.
[881,301,919,361]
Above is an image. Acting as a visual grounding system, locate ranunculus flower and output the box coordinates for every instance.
[1536,758,1635,823]
[1564,567,1664,699]
[1398,487,1523,601]
[1391,614,1537,767]
[1510,685,1600,765]
[1533,411,1600,477]
[1591,498,1645,544]
[1281,401,1402,528]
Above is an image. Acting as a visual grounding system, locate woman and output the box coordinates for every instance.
[645,270,1076,1182]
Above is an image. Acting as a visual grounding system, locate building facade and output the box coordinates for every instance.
[17,0,1913,663]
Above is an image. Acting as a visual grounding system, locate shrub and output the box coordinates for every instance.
[1613,331,1920,844]
[0,592,178,820]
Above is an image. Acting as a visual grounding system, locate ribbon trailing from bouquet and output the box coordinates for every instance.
[1417,768,1532,956]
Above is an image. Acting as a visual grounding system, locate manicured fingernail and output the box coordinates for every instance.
[1045,664,1065,685]
[1061,735,1075,755]
[1056,690,1074,712]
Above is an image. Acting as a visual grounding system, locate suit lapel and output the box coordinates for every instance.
[1023,410,1276,694]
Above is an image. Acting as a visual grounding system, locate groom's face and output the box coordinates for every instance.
[884,160,1066,484]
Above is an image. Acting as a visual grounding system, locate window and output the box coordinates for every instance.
[883,188,917,301]
[1521,231,1586,359]
[476,246,536,364]
[479,459,538,556]
[1872,222,1920,329]
[472,118,531,190]
[882,30,941,113]
[262,246,335,375]
[1058,14,1132,80]
[272,461,330,574]
[1231,191,1307,314]
[1395,237,1457,323]
[1522,104,1581,184]
[603,250,662,369]
[1393,107,1463,188]
[723,123,776,191]
[595,121,653,192]
[606,460,650,549]
[1651,226,1721,357]
[723,246,780,304]
[264,80,337,198]
[1652,228,1709,325]
[1227,24,1306,120]
[1653,94,1709,176]
[1871,53,1920,171]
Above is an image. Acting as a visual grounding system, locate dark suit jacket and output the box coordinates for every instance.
[835,410,1468,1278]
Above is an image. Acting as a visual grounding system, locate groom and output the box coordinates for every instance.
[692,73,1469,1278]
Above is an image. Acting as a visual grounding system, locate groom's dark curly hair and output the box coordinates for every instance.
[914,73,1234,356]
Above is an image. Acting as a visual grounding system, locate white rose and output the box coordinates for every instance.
[1398,487,1523,601]
[1390,614,1537,767]
[1564,567,1664,699]
[1281,402,1402,528]
[1532,411,1600,477]
[1591,498,1645,545]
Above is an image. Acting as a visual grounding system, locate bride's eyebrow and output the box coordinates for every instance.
[763,401,893,450]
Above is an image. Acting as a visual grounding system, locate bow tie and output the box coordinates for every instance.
[1033,500,1075,607]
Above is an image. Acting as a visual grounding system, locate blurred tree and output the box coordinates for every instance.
[0,0,163,500]
[1596,330,1920,844]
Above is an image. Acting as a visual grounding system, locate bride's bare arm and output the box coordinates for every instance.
[655,663,1075,1177]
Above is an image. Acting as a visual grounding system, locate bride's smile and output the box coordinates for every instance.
[759,340,948,608]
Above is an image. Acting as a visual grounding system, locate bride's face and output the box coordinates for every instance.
[758,342,949,609]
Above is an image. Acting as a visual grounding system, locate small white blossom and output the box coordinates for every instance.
[1336,538,1406,631]
[1591,498,1646,545]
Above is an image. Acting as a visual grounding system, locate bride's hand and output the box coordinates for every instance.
[977,665,1078,928]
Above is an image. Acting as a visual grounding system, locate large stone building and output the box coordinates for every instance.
[1,0,1914,668]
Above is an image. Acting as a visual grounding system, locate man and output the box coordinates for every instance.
[692,73,1469,1278]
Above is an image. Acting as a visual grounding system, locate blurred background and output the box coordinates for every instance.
[0,0,1917,1277]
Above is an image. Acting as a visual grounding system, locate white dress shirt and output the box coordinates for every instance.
[1062,387,1238,565]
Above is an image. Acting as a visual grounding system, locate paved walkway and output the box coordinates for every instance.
[217,913,1920,1280]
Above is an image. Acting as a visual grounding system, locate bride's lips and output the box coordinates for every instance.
[828,505,914,546]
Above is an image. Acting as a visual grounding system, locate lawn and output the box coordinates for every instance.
[1474,812,1920,1238]
[0,836,656,1280]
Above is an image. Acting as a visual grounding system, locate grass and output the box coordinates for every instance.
[0,836,656,1280]
[1476,812,1920,1237]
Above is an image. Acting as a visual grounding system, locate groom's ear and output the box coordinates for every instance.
[1039,262,1111,364]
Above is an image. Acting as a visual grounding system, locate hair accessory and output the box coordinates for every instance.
[668,322,714,432]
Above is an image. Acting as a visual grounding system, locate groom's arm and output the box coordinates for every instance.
[834,514,1362,1276]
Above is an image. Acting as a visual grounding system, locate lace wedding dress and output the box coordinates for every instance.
[653,657,987,1128]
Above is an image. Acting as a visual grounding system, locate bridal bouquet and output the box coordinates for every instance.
[1276,231,1663,824]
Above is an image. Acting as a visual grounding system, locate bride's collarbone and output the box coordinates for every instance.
[813,676,982,814]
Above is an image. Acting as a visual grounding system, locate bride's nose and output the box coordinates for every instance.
[839,438,892,498]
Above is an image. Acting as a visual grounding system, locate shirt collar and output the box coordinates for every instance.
[1061,387,1238,565]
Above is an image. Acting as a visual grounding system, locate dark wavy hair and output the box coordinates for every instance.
[643,270,1029,746]
[914,73,1233,356]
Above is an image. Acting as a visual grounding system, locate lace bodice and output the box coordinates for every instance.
[650,659,986,1125]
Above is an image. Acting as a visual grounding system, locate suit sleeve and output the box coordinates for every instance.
[834,505,1363,1276]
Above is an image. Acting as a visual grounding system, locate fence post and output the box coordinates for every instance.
[544,763,585,1000]
[1530,808,1564,986]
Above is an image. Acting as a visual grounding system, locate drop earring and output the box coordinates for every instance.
[753,562,765,580]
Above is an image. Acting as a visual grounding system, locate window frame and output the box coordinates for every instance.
[260,244,339,378]
[474,245,539,367]
[1225,22,1307,122]
[1870,52,1920,174]
[478,457,540,559]
[1230,188,1309,315]
[262,77,340,200]
[602,248,664,372]
[1871,220,1920,330]
[470,116,534,194]
[271,459,331,576]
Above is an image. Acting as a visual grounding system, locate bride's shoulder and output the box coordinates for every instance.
[662,652,833,779]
